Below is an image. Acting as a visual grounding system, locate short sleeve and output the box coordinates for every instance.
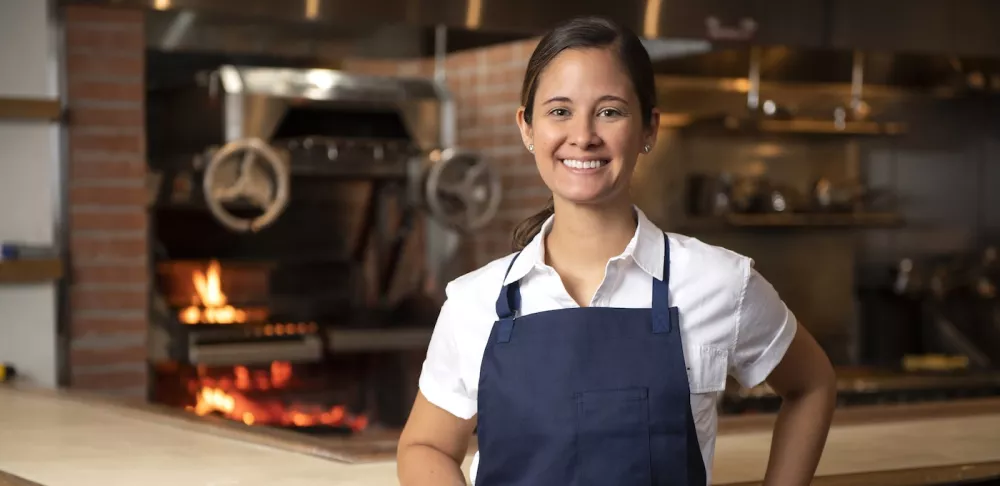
[418,289,478,419]
[728,266,798,388]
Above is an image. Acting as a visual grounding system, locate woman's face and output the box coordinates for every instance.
[517,47,657,207]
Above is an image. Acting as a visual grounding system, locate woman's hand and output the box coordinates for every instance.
[761,323,838,485]
[397,392,477,486]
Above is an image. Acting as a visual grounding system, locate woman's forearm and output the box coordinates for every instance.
[762,383,837,485]
[397,444,468,486]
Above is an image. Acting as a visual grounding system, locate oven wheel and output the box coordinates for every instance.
[202,138,291,233]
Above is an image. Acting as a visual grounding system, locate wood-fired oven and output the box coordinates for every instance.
[144,63,501,434]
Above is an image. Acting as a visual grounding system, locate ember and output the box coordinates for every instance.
[186,360,368,431]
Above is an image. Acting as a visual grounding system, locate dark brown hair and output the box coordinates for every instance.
[510,16,658,251]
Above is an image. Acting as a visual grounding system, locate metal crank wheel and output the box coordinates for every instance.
[202,138,291,233]
[424,149,502,231]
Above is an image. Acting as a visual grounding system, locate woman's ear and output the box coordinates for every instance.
[516,106,533,151]
[644,108,661,152]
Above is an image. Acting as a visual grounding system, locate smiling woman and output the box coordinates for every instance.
[397,16,837,486]
[511,17,658,251]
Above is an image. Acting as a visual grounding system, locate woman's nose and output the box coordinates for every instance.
[569,117,601,149]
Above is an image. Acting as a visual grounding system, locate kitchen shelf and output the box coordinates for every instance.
[0,259,63,284]
[676,115,908,137]
[0,97,61,121]
[682,212,904,231]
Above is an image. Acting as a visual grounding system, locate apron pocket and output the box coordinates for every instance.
[574,387,652,486]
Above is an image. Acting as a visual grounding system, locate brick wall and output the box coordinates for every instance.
[58,10,542,398]
[64,5,149,399]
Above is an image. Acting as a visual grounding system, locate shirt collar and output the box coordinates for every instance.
[502,205,666,285]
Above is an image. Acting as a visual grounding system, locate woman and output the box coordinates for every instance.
[397,16,837,486]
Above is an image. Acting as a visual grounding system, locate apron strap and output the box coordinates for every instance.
[651,234,676,334]
[495,252,522,319]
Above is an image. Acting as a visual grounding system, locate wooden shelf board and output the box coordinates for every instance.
[0,98,61,121]
[0,259,63,284]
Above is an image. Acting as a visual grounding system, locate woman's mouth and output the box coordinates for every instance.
[560,159,610,171]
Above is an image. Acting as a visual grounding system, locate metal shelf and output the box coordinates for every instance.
[682,212,904,231]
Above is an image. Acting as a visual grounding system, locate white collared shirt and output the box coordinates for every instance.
[419,207,797,485]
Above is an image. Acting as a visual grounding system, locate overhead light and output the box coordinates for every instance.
[154,0,170,10]
[643,0,662,38]
[465,0,482,29]
[305,0,319,20]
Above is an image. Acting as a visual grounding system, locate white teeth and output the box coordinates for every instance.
[561,159,608,169]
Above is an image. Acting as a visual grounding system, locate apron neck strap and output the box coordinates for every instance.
[651,233,676,334]
[495,252,522,319]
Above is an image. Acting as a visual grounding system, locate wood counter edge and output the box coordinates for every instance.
[719,460,1000,486]
[0,98,61,121]
[0,469,45,486]
[718,395,1000,434]
[0,259,64,284]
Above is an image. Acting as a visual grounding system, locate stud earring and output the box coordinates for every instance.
[527,144,534,153]
[643,144,652,153]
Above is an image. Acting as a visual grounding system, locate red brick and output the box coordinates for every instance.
[71,237,147,259]
[65,26,144,53]
[484,43,517,65]
[73,315,147,335]
[65,5,144,24]
[70,131,143,153]
[71,288,147,311]
[73,263,147,285]
[446,49,478,72]
[71,106,144,127]
[71,344,146,367]
[71,370,147,390]
[71,159,146,179]
[503,172,543,188]
[71,210,146,232]
[68,80,143,102]
[66,54,143,79]
[70,186,147,206]
[506,192,551,209]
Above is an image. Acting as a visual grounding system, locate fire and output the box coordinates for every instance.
[179,260,247,324]
[186,361,368,432]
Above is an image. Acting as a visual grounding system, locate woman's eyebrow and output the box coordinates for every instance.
[541,95,629,105]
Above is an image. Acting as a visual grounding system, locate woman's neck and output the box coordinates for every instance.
[545,195,637,271]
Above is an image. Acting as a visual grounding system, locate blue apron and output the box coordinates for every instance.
[475,234,706,486]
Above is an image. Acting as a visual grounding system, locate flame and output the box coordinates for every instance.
[186,361,367,431]
[179,260,248,324]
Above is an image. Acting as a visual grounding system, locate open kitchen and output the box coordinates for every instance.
[2,0,1000,485]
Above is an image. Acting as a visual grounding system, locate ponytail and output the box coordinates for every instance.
[511,197,554,251]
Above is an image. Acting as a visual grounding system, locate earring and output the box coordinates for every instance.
[527,144,534,153]
[643,144,651,153]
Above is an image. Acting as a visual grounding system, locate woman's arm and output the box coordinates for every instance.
[761,323,837,485]
[397,392,477,486]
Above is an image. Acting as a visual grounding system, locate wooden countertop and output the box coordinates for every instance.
[1,385,999,486]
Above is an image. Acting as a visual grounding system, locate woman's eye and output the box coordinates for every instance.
[598,108,622,117]
[549,108,569,117]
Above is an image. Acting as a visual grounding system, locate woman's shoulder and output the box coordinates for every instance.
[667,231,754,288]
[442,251,520,308]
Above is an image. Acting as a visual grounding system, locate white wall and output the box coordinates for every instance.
[0,0,63,388]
